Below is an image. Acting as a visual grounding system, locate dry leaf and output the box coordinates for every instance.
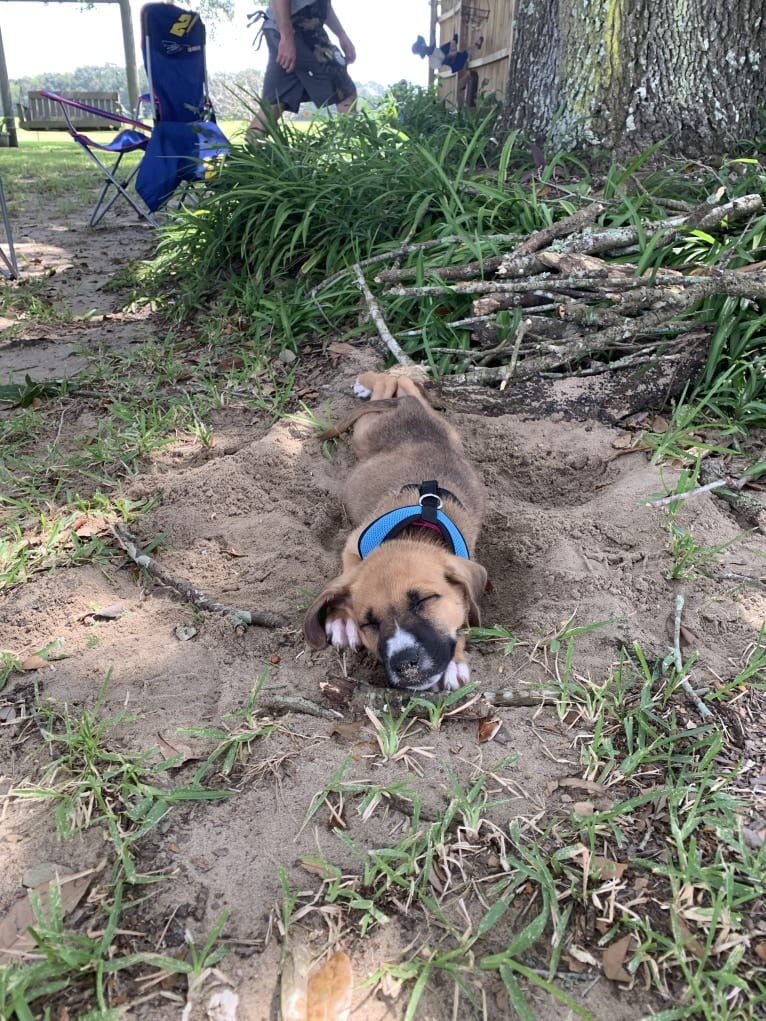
[602,934,633,983]
[20,655,52,672]
[665,615,697,649]
[0,870,96,960]
[673,911,705,959]
[329,721,367,742]
[474,296,504,316]
[92,602,123,621]
[651,415,669,433]
[156,732,202,765]
[562,953,587,973]
[299,859,339,881]
[754,942,766,962]
[73,514,110,538]
[327,342,357,359]
[572,801,595,817]
[592,856,627,880]
[601,946,631,986]
[478,717,502,743]
[566,945,599,967]
[216,356,245,372]
[281,940,312,1021]
[547,777,607,796]
[206,988,239,1021]
[307,950,353,1021]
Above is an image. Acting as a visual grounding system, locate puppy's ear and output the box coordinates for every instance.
[303,578,353,648]
[445,558,488,627]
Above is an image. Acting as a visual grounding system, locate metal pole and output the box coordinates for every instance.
[119,0,139,113]
[0,23,19,147]
[428,0,438,88]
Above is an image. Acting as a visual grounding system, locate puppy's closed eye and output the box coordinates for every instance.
[408,591,440,613]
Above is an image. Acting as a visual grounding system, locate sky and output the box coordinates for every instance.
[1,0,432,85]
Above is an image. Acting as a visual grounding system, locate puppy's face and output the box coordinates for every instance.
[305,542,487,691]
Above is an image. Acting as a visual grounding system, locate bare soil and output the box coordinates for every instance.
[1,192,765,1020]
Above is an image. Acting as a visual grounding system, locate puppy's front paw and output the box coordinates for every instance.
[440,659,470,692]
[353,378,372,399]
[326,614,361,650]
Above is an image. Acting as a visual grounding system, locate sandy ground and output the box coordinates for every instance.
[1,188,765,1020]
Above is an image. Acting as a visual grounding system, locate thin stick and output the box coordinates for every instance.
[352,263,415,366]
[646,478,729,508]
[385,268,766,300]
[111,523,289,629]
[698,459,766,534]
[259,696,341,720]
[671,593,713,721]
[309,232,524,296]
[512,200,605,257]
[503,317,531,386]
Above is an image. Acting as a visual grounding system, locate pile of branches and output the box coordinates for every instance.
[316,194,766,386]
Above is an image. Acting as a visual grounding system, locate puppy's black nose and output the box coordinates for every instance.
[390,647,421,676]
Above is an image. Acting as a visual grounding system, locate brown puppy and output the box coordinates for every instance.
[304,371,487,692]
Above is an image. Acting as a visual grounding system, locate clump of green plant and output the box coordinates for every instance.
[10,672,232,881]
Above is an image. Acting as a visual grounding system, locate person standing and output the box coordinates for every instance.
[248,0,357,138]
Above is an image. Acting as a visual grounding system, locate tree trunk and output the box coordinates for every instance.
[501,0,766,158]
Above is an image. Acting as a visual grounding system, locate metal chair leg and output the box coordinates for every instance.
[0,179,19,280]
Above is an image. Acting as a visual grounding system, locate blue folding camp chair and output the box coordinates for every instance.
[135,2,229,214]
[40,3,228,227]
[37,90,153,226]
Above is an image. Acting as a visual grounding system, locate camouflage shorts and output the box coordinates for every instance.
[262,1,356,112]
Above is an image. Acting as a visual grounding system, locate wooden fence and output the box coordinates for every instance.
[437,1,514,108]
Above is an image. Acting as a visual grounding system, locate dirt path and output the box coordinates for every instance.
[1,192,765,1020]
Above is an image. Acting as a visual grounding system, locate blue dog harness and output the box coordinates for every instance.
[357,481,470,561]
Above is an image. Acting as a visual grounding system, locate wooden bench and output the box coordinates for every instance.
[17,91,123,131]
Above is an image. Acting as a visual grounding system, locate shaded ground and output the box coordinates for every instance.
[1,186,765,1019]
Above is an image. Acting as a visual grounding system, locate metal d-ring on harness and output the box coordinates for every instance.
[357,481,471,561]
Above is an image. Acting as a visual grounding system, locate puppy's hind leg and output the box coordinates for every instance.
[355,371,431,405]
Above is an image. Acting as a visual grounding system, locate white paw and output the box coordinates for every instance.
[441,660,470,691]
[326,616,360,650]
[353,379,372,399]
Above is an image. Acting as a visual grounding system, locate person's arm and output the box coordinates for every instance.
[325,3,356,64]
[272,0,297,72]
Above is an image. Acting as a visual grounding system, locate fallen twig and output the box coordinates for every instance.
[352,263,415,367]
[385,268,766,300]
[697,459,766,534]
[260,696,341,720]
[481,688,559,707]
[646,478,729,508]
[309,232,524,296]
[111,523,290,629]
[671,593,713,721]
[512,201,606,257]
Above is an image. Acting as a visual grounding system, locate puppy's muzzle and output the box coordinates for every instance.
[381,624,455,691]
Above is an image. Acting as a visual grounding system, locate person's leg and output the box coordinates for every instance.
[248,102,286,139]
[336,91,357,115]
[248,28,305,141]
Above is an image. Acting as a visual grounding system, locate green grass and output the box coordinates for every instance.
[2,86,766,1019]
[127,97,766,440]
[274,631,766,1020]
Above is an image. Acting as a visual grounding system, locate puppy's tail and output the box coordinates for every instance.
[318,399,401,440]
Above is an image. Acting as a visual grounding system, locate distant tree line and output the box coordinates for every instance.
[11,66,265,120]
[12,66,388,121]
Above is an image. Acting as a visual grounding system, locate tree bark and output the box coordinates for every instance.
[501,0,766,158]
